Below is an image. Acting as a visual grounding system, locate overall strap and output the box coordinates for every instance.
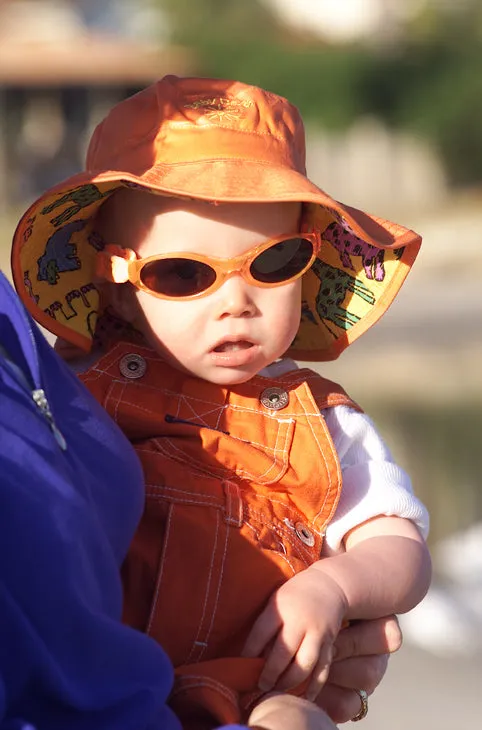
[272,366,363,414]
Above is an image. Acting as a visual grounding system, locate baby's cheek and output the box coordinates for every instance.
[133,296,174,343]
[271,287,301,341]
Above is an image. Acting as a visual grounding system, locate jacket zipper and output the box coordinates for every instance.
[32,389,67,451]
[1,343,67,451]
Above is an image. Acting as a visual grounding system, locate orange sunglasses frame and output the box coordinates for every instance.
[96,229,321,301]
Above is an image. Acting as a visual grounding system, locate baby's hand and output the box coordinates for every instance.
[242,566,348,702]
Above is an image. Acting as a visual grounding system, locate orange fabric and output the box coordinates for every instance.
[79,341,361,728]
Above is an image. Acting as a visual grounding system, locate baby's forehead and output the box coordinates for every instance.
[96,191,302,250]
[94,189,169,247]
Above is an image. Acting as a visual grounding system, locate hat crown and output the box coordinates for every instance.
[86,75,307,177]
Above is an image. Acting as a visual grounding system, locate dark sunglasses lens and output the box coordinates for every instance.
[251,237,314,284]
[140,258,216,297]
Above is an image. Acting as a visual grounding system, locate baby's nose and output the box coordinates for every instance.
[214,273,257,319]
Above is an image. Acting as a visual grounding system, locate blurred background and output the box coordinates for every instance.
[0,0,481,726]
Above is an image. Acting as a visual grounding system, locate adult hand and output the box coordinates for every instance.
[248,693,337,730]
[315,615,402,723]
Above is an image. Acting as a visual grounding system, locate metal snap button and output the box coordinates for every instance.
[260,387,289,410]
[119,353,147,379]
[295,522,315,547]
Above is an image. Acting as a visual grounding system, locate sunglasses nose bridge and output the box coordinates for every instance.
[214,254,252,287]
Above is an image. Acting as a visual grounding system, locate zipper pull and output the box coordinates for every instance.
[32,389,67,451]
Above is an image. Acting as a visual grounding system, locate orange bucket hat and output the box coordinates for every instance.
[11,74,421,361]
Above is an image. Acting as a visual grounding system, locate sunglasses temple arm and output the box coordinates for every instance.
[95,245,136,284]
[301,224,321,254]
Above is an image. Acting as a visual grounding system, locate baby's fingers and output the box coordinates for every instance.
[258,631,302,692]
[274,638,321,691]
[306,649,334,702]
[242,602,280,658]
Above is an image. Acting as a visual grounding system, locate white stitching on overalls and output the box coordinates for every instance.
[185,509,222,663]
[242,519,298,574]
[234,418,289,482]
[145,492,222,508]
[170,675,238,709]
[299,382,342,527]
[154,437,230,480]
[294,382,333,522]
[243,505,316,563]
[312,416,341,526]
[196,511,230,661]
[174,393,226,428]
[146,502,173,635]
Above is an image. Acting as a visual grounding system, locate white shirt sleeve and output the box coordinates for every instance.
[322,405,430,551]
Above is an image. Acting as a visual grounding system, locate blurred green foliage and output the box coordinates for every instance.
[154,0,482,187]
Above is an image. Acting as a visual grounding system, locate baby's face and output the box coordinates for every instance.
[102,191,303,385]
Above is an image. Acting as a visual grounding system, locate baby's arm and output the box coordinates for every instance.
[243,404,431,700]
[243,516,431,701]
[317,515,431,618]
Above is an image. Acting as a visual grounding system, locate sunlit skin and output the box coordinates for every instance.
[99,190,303,385]
[97,190,432,703]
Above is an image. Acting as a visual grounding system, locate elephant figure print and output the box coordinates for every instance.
[37,220,86,285]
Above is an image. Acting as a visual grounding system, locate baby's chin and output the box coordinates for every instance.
[148,351,257,386]
[144,340,269,385]
[190,366,259,387]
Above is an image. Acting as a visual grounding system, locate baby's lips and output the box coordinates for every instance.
[213,339,254,353]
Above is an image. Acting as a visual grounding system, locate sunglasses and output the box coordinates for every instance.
[97,230,320,300]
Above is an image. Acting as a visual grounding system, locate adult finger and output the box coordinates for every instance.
[333,616,402,662]
[315,683,367,725]
[327,653,389,693]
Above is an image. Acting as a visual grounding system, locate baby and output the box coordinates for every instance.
[12,76,431,727]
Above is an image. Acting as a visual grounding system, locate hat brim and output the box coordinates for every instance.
[11,164,421,361]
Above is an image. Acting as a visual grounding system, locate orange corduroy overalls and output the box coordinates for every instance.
[80,340,361,728]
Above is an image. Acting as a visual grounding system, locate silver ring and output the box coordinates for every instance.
[351,689,368,722]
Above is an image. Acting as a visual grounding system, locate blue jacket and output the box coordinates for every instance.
[0,271,182,730]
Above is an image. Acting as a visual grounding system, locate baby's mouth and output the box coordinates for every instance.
[213,340,254,353]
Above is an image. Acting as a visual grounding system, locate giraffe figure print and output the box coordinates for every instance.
[322,221,387,282]
[312,260,375,331]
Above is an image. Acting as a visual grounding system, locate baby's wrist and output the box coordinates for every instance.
[308,561,349,617]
